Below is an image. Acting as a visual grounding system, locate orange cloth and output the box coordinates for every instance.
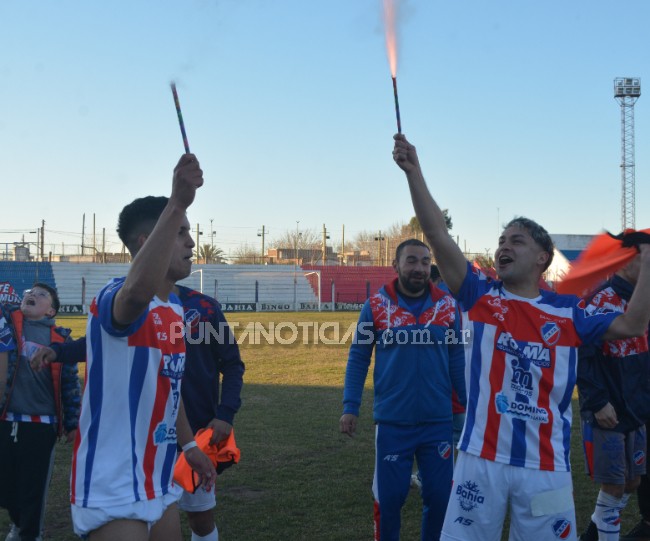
[555,230,648,296]
[173,428,241,493]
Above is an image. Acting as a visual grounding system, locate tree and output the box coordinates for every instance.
[348,229,395,266]
[270,228,320,251]
[269,228,324,264]
[231,242,261,265]
[408,210,452,235]
[473,252,495,270]
[195,244,227,264]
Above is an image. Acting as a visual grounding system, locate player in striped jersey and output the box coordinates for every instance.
[70,154,215,541]
[393,134,650,541]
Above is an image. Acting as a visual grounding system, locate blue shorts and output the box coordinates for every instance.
[582,421,647,484]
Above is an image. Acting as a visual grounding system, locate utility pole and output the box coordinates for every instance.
[92,213,96,263]
[294,221,300,311]
[195,223,203,262]
[210,218,214,250]
[341,224,345,266]
[40,220,45,261]
[102,228,106,263]
[295,221,300,265]
[257,225,266,264]
[322,224,330,265]
[374,230,385,266]
[81,213,85,256]
[385,236,389,266]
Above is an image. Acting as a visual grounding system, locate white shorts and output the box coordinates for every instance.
[441,452,576,541]
[177,485,216,513]
[71,486,182,537]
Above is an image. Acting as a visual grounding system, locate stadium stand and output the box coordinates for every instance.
[0,261,57,296]
[183,265,318,306]
[44,263,317,309]
[301,265,396,303]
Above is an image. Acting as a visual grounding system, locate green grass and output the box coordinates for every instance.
[0,313,643,540]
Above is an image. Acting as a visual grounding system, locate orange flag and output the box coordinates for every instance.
[555,229,648,296]
[174,429,241,493]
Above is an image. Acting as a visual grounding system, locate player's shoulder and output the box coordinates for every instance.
[176,285,221,313]
[538,289,580,308]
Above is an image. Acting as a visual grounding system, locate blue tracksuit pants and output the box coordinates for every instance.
[373,422,454,541]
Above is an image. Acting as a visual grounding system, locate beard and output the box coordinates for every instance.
[398,273,428,295]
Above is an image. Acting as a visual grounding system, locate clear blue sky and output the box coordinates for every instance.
[1,0,648,259]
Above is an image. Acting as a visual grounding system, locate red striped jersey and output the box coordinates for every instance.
[71,278,186,507]
[456,264,618,471]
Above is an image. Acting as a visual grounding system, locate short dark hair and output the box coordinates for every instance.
[430,264,441,282]
[504,217,555,271]
[395,238,430,261]
[32,282,60,315]
[117,196,169,254]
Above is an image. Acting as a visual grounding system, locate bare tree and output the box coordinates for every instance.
[231,242,261,265]
[347,213,453,266]
[270,228,321,251]
[268,228,323,265]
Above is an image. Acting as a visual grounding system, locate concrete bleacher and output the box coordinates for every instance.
[47,263,317,308]
[301,265,396,303]
[183,265,317,306]
[0,261,57,296]
[0,261,319,310]
[50,263,130,306]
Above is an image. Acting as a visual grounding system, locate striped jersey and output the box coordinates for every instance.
[71,278,186,507]
[456,263,618,472]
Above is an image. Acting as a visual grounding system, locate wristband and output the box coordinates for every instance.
[182,440,198,453]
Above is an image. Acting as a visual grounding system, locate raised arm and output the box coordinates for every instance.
[113,154,203,326]
[601,245,650,341]
[393,135,467,295]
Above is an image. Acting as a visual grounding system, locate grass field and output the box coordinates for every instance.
[0,312,643,540]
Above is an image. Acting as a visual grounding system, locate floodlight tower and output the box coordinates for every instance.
[614,77,641,230]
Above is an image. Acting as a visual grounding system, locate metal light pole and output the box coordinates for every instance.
[258,225,266,264]
[614,77,641,230]
[294,221,300,310]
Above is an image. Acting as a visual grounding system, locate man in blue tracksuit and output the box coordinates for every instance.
[340,239,466,541]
